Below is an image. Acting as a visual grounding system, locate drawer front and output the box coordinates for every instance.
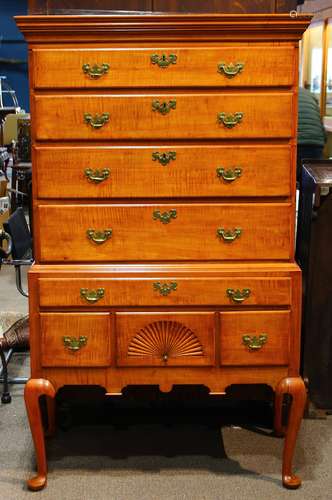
[40,312,111,367]
[32,46,295,89]
[34,93,293,140]
[38,277,291,307]
[36,203,292,262]
[35,145,292,199]
[116,312,216,367]
[220,311,290,366]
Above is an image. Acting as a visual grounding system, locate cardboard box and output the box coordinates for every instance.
[0,180,7,197]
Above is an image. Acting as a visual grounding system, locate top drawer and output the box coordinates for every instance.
[32,46,295,89]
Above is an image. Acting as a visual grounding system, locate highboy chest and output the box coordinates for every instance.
[16,12,310,490]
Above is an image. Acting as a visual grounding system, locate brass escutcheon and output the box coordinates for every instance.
[84,168,110,184]
[86,228,112,245]
[226,288,251,303]
[150,53,177,68]
[152,100,176,115]
[63,336,88,351]
[153,209,177,224]
[242,334,268,351]
[82,63,110,79]
[217,62,244,78]
[152,151,176,166]
[216,167,242,182]
[218,112,244,129]
[153,281,178,296]
[84,112,110,129]
[80,288,105,303]
[217,228,242,243]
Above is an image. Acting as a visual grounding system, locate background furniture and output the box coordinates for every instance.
[296,160,332,410]
[17,12,310,491]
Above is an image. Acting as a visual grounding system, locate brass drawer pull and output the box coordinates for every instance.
[153,281,178,296]
[217,62,244,78]
[82,63,110,79]
[80,288,105,303]
[242,334,267,351]
[152,151,176,166]
[84,168,110,184]
[153,209,177,224]
[86,228,112,244]
[84,112,110,129]
[216,167,242,182]
[226,288,251,303]
[218,112,243,129]
[63,336,87,352]
[217,228,242,242]
[152,100,176,115]
[151,53,177,68]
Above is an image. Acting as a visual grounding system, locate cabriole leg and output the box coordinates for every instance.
[24,378,56,491]
[274,377,306,489]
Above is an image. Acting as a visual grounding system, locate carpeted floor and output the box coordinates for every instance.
[1,266,332,500]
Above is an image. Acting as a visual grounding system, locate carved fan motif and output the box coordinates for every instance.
[128,320,204,362]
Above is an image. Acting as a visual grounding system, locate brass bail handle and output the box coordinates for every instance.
[218,62,244,78]
[63,336,87,352]
[151,53,177,68]
[153,209,177,224]
[86,228,112,245]
[226,288,251,303]
[152,100,176,115]
[217,228,242,243]
[82,63,110,79]
[242,334,268,351]
[153,281,178,296]
[216,167,242,182]
[84,168,110,184]
[218,112,244,129]
[84,112,110,129]
[80,288,105,303]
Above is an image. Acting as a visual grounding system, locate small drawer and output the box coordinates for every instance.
[40,313,111,367]
[36,203,292,262]
[38,276,292,308]
[220,311,290,366]
[116,312,216,367]
[34,145,292,199]
[32,46,295,89]
[34,93,293,141]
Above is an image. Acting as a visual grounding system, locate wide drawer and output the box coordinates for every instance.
[36,203,292,262]
[32,46,295,89]
[40,312,111,367]
[34,93,293,140]
[34,145,292,199]
[116,312,216,367]
[220,310,290,366]
[38,276,292,307]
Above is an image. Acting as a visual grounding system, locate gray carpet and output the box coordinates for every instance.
[1,267,332,499]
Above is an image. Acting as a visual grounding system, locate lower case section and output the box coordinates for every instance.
[24,376,307,491]
[25,263,303,489]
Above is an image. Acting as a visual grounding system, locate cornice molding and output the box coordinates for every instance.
[15,14,312,43]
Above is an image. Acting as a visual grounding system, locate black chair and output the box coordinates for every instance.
[0,207,33,403]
